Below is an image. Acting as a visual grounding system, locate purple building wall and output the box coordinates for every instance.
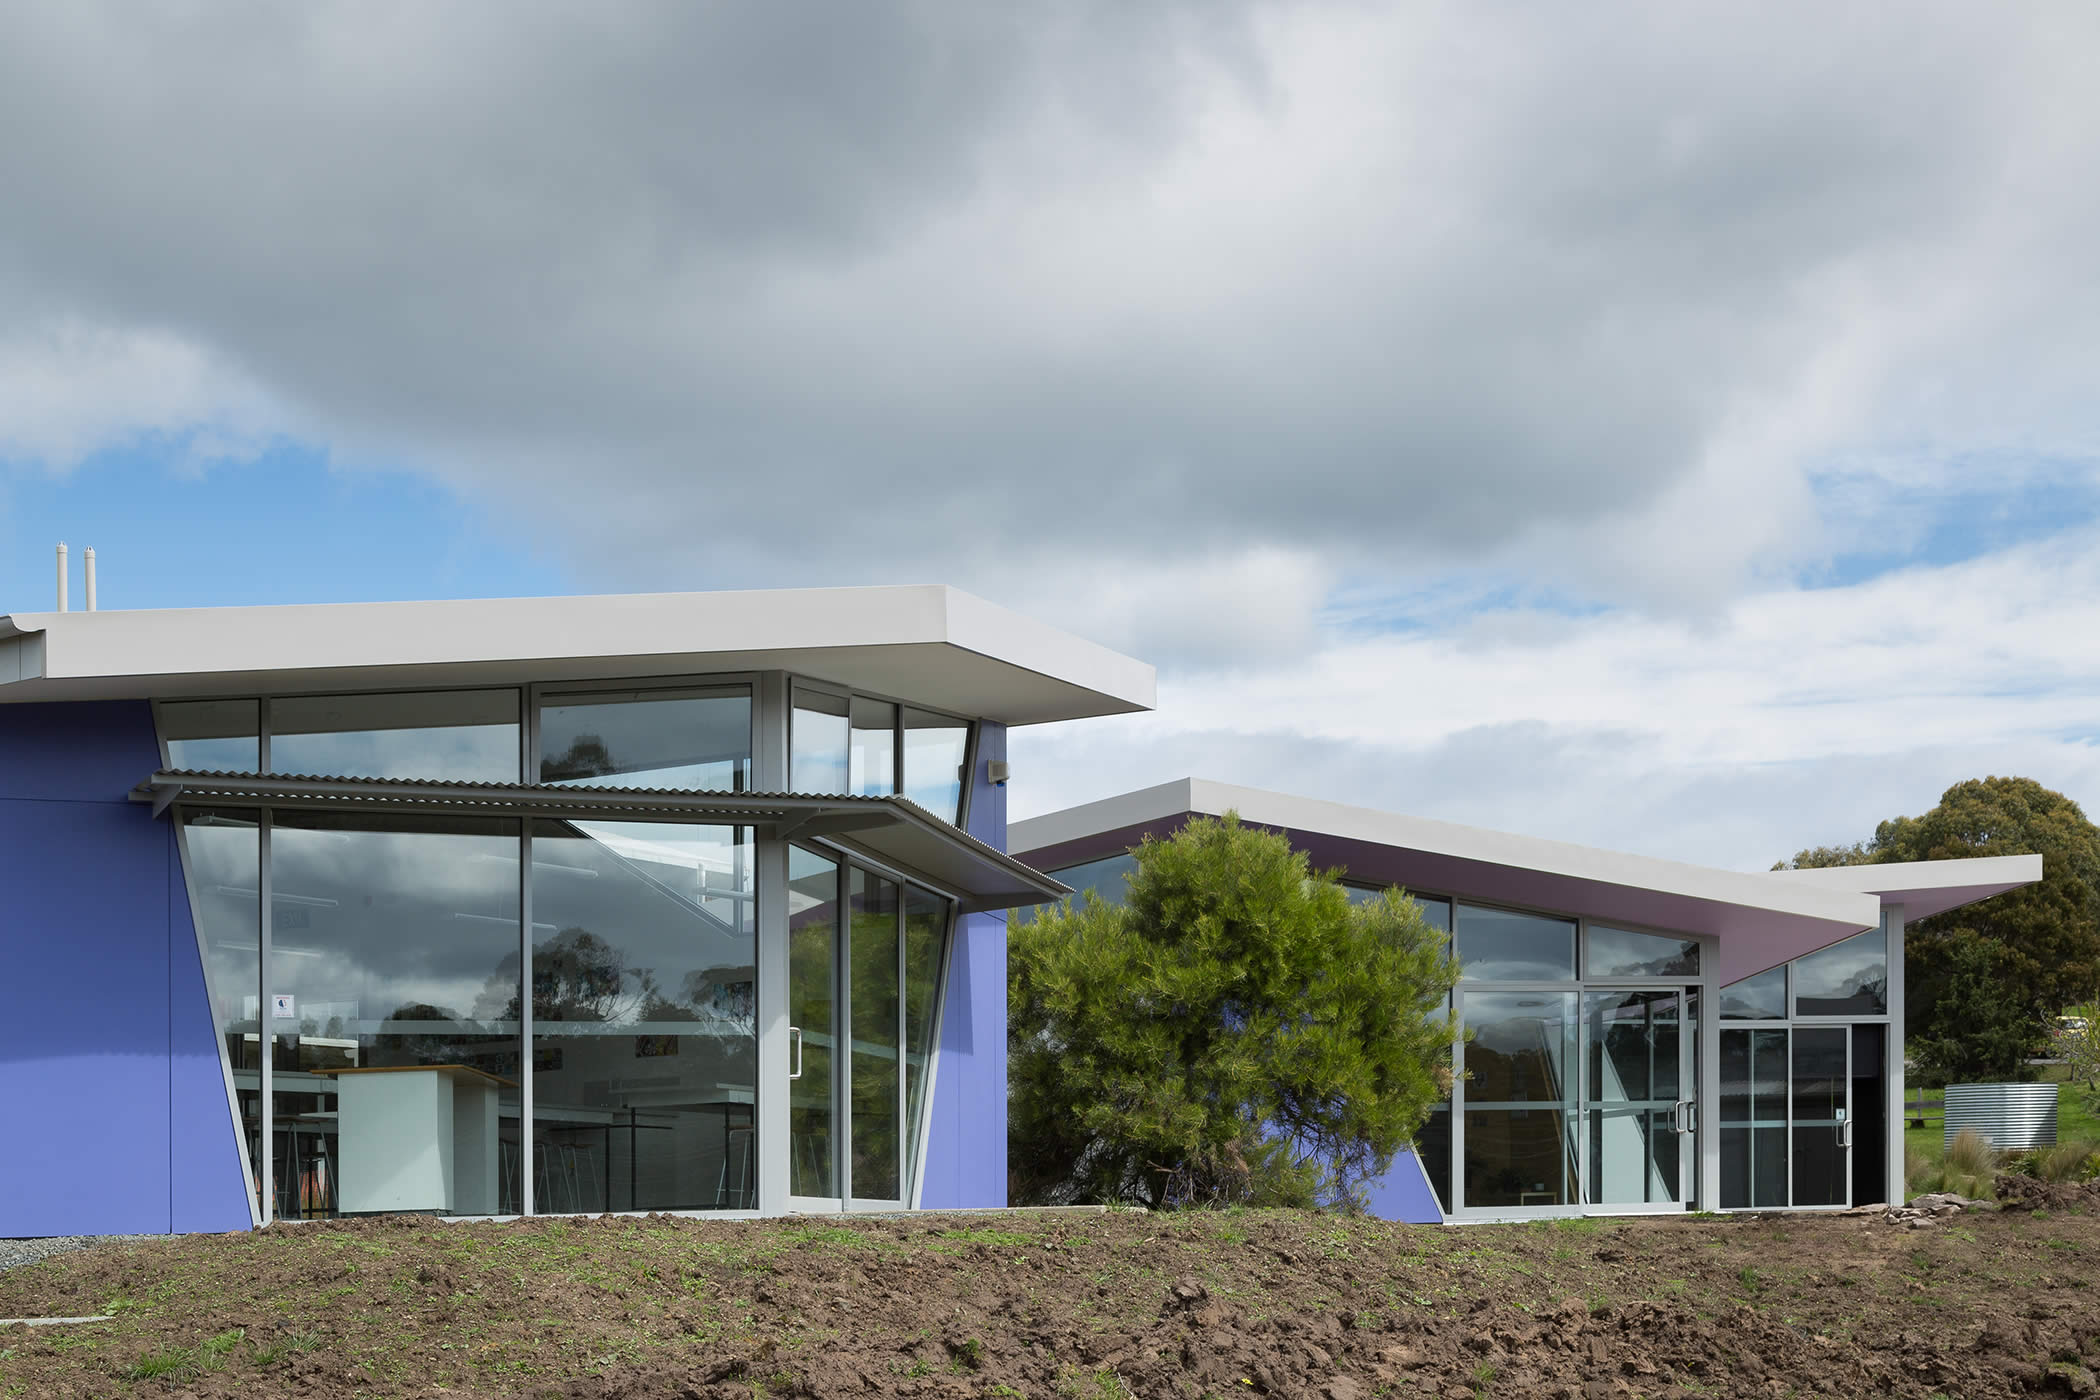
[917,722,1008,1209]
[0,701,252,1237]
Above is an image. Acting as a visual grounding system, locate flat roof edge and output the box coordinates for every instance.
[1012,777,1884,927]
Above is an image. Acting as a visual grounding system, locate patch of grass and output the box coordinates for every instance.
[935,1226,1035,1248]
[1738,1266,1762,1293]
[127,1347,199,1380]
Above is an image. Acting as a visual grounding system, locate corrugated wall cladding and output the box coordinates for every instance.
[1945,1082,2059,1151]
[0,700,253,1237]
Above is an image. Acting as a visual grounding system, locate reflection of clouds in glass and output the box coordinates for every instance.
[532,821,756,1032]
[1794,929,1888,1011]
[270,823,519,1025]
[270,727,520,782]
[538,693,750,789]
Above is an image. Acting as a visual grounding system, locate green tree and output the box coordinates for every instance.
[1008,812,1458,1211]
[1904,935,2040,1085]
[1776,776,2100,1084]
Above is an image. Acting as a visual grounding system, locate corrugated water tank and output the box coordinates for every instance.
[1944,1082,2058,1150]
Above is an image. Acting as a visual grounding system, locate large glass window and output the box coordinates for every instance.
[901,709,969,824]
[538,687,749,790]
[1586,925,1700,979]
[849,698,897,798]
[850,869,902,1202]
[181,808,262,1211]
[902,885,947,1190]
[271,690,520,782]
[1793,926,1888,1017]
[1013,851,1139,926]
[1719,967,1787,1020]
[266,813,521,1218]
[790,691,850,794]
[1461,990,1577,1208]
[160,699,260,771]
[530,820,756,1213]
[1454,905,1576,982]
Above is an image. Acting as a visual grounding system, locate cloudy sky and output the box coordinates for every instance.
[4,2,2097,868]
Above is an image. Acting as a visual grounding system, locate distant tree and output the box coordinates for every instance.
[1008,813,1458,1211]
[1905,936,2041,1086]
[542,734,618,782]
[1776,777,2100,1084]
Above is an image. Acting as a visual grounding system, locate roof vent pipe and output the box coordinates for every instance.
[84,546,97,611]
[55,541,68,612]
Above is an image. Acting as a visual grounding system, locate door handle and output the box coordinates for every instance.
[789,1026,804,1081]
[1673,1099,1696,1134]
[1837,1108,1851,1149]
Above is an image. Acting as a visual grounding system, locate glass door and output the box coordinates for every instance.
[787,848,843,1209]
[1791,1028,1850,1208]
[1582,989,1692,1211]
[1720,1028,1790,1209]
[784,848,910,1211]
[847,869,904,1209]
[1455,989,1580,1216]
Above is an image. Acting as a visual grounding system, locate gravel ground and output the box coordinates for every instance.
[0,1235,150,1275]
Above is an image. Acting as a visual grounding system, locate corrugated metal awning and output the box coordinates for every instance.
[130,769,1066,913]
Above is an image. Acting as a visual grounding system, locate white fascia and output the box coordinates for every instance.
[1767,854,2044,922]
[1012,778,1891,981]
[0,585,1156,727]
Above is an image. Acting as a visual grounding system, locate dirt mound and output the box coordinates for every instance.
[5,1208,2100,1398]
[1997,1173,2100,1213]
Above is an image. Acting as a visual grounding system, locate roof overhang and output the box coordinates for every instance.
[133,770,1068,914]
[1767,854,2045,923]
[1012,779,1893,981]
[0,585,1155,727]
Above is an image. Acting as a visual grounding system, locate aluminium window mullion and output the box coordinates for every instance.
[896,887,908,1203]
[520,825,534,1217]
[258,810,274,1224]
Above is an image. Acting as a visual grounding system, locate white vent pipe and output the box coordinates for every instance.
[55,542,68,612]
[84,546,97,611]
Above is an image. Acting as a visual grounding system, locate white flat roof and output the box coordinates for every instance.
[0,585,1155,727]
[1011,778,2040,982]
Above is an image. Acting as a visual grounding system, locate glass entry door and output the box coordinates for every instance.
[1718,1027,1851,1209]
[1582,989,1692,1211]
[1791,1028,1850,1208]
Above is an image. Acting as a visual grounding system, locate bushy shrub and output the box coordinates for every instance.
[1908,1129,1998,1199]
[2033,1140,2100,1184]
[1009,813,1459,1211]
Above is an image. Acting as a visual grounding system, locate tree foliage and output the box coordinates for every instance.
[1008,813,1458,1211]
[1776,776,2100,1084]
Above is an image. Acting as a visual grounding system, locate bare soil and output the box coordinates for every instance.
[4,1197,2100,1399]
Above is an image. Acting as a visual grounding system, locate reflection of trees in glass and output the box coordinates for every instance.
[380,1001,466,1061]
[532,928,655,1021]
[542,734,617,782]
[469,928,755,1035]
[849,898,901,1200]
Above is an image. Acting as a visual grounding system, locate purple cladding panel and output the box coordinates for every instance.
[917,722,1008,1209]
[1362,1149,1445,1224]
[0,701,251,1237]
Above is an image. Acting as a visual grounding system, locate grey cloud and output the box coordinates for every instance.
[1011,717,2100,874]
[1,2,2096,628]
